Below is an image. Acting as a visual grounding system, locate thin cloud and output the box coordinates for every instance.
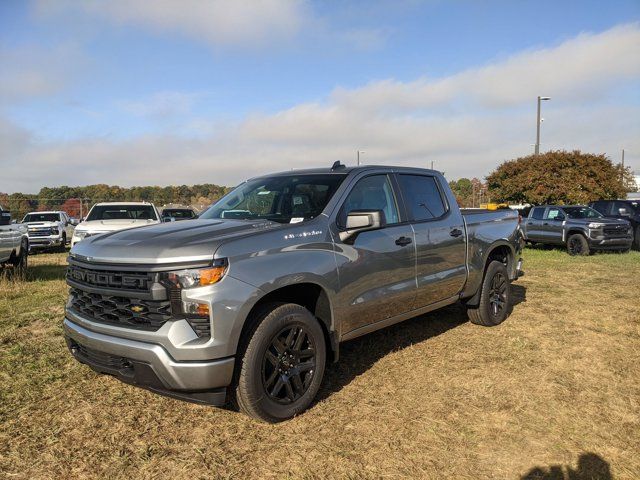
[1,23,639,193]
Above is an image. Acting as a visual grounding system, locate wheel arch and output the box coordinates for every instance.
[237,282,338,364]
[464,240,515,307]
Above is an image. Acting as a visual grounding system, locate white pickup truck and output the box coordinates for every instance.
[0,206,29,271]
[72,202,161,246]
[22,210,76,252]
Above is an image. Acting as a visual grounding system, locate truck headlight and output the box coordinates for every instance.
[74,230,87,239]
[588,222,605,229]
[161,259,227,289]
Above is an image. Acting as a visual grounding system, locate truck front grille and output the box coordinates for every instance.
[604,225,630,238]
[29,228,55,237]
[68,288,172,331]
[67,264,152,292]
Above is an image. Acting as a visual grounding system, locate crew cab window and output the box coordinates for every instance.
[545,207,564,220]
[591,201,611,215]
[398,174,447,221]
[86,205,158,221]
[531,207,545,220]
[22,213,61,223]
[339,175,399,226]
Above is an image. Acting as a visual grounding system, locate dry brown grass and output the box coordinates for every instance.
[1,249,639,479]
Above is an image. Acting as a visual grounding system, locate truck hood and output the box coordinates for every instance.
[567,217,630,226]
[70,219,279,266]
[76,219,158,233]
[25,221,59,228]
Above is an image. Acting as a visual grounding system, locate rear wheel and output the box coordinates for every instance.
[567,233,590,256]
[10,240,28,277]
[233,303,326,422]
[634,226,640,250]
[467,260,512,326]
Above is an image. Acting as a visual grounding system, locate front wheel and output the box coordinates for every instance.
[634,226,640,250]
[233,303,326,422]
[567,233,590,256]
[11,240,28,277]
[467,260,512,326]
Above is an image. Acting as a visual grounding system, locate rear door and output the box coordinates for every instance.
[333,174,417,334]
[525,207,546,241]
[397,173,467,308]
[542,207,566,244]
[0,210,13,260]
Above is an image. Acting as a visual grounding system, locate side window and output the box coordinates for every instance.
[531,207,545,220]
[398,174,447,221]
[591,201,609,215]
[544,207,564,220]
[339,175,399,226]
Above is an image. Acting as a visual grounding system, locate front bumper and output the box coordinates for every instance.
[28,235,64,248]
[587,236,633,249]
[64,318,234,406]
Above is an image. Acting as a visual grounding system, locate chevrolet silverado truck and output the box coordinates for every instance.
[522,205,633,255]
[0,206,28,271]
[72,202,161,246]
[22,210,76,252]
[64,164,524,422]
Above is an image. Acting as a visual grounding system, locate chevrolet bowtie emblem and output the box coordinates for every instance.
[131,305,145,313]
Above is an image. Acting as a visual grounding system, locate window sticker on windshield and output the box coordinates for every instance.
[290,217,304,224]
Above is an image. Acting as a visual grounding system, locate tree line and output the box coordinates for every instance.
[0,183,230,220]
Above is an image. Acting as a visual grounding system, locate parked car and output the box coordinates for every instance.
[522,205,633,255]
[161,207,197,222]
[0,206,28,271]
[589,199,640,250]
[71,202,161,246]
[21,210,76,252]
[64,164,524,422]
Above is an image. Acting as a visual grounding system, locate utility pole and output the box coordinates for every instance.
[535,96,550,155]
[430,160,434,170]
[357,150,365,166]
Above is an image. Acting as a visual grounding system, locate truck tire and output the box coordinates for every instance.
[58,233,67,252]
[233,303,326,422]
[634,226,640,250]
[567,233,590,256]
[467,260,512,326]
[10,239,28,276]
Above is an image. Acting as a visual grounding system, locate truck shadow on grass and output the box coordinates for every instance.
[318,284,527,401]
[26,262,67,282]
[520,452,611,480]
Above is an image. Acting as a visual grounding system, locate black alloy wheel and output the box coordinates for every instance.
[488,272,507,318]
[262,325,316,404]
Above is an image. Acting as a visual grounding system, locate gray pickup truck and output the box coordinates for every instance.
[522,205,633,255]
[0,206,28,272]
[64,164,523,422]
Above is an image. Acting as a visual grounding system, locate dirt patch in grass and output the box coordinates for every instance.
[1,250,639,479]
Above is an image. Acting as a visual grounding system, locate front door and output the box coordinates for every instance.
[332,174,417,335]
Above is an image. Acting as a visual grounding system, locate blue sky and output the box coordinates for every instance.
[1,0,639,192]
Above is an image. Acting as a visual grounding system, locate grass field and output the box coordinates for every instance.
[1,248,639,479]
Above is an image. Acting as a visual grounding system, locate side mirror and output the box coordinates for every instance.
[619,208,630,216]
[0,212,11,226]
[339,210,386,242]
[69,218,79,226]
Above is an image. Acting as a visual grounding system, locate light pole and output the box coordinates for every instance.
[357,150,365,166]
[535,96,550,155]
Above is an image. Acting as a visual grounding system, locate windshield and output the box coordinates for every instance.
[562,206,603,219]
[200,174,347,224]
[23,213,60,223]
[86,205,158,221]
[163,209,196,219]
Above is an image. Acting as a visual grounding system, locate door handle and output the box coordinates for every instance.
[449,228,463,238]
[395,236,412,247]
[543,223,549,226]
[527,222,533,225]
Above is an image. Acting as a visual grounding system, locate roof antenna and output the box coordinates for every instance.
[331,160,345,171]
